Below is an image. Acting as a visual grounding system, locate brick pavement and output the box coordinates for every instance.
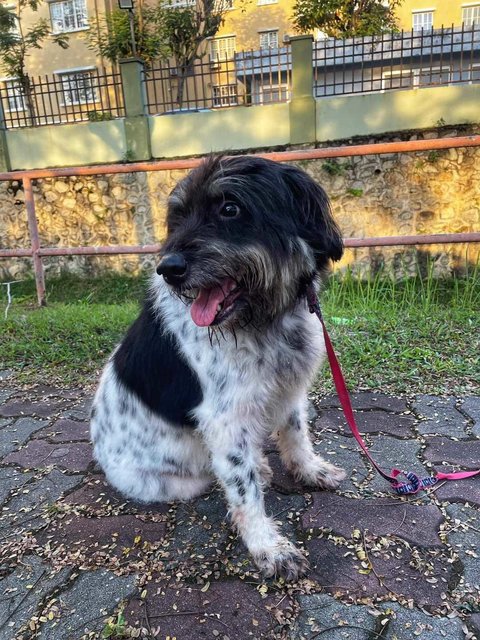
[0,373,479,639]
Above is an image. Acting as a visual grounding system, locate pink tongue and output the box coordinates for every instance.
[191,285,228,327]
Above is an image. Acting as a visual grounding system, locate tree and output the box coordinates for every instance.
[0,0,69,124]
[292,0,403,39]
[85,0,231,107]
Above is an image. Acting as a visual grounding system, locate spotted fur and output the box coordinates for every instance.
[91,155,346,580]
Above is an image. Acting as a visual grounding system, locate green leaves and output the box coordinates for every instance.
[292,0,403,38]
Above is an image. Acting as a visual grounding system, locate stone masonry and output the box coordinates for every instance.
[1,125,479,281]
[0,374,480,639]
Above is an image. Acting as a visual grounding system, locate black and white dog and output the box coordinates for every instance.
[91,155,346,580]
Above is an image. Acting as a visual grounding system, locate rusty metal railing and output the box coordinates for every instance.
[1,135,480,306]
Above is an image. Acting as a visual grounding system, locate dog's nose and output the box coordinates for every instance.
[156,253,188,284]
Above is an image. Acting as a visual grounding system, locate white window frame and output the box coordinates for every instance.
[165,0,195,7]
[49,0,88,34]
[214,0,234,10]
[212,84,238,107]
[259,29,279,49]
[209,35,236,61]
[412,9,434,31]
[56,69,97,106]
[258,82,289,104]
[0,78,26,112]
[381,66,451,90]
[3,3,21,37]
[462,4,480,26]
[257,0,277,6]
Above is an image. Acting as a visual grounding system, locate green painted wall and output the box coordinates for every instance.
[149,104,290,159]
[316,84,480,141]
[7,120,127,170]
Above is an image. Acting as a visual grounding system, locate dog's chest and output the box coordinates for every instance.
[175,309,324,415]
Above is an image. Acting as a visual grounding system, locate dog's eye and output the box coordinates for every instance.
[219,202,240,218]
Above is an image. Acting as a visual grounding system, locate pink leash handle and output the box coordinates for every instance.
[306,285,480,495]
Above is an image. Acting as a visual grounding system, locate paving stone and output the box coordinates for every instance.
[423,437,480,469]
[33,418,90,443]
[0,369,12,381]
[29,385,83,400]
[313,432,371,493]
[36,568,137,640]
[0,398,69,419]
[290,593,375,640]
[365,436,425,493]
[302,493,444,547]
[0,467,34,504]
[446,503,480,589]
[63,396,93,421]
[470,613,480,636]
[382,602,464,639]
[268,452,308,493]
[430,465,480,506]
[0,469,82,534]
[315,408,415,439]
[0,388,14,403]
[306,537,454,607]
[0,417,50,458]
[0,556,71,637]
[125,576,289,639]
[0,416,13,429]
[317,392,408,413]
[462,397,480,437]
[3,439,93,472]
[414,395,468,437]
[37,514,166,562]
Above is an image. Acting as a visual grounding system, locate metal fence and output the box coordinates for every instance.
[313,24,480,96]
[0,67,125,129]
[143,46,292,115]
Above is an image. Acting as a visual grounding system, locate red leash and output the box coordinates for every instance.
[306,285,480,495]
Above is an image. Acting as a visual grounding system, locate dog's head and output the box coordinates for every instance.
[156,155,343,328]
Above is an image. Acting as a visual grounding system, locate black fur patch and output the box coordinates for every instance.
[114,301,203,428]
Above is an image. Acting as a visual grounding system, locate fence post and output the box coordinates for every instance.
[0,101,11,172]
[289,35,316,145]
[24,176,46,307]
[119,58,151,161]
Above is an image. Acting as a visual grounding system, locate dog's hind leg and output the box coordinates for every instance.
[275,402,346,490]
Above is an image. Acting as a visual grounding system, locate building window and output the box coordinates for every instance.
[258,83,289,103]
[259,30,278,49]
[381,70,415,90]
[418,67,451,87]
[412,10,434,31]
[50,0,88,34]
[165,0,195,7]
[257,0,277,5]
[213,84,237,106]
[462,4,480,25]
[59,71,96,105]
[382,67,450,90]
[210,35,236,61]
[214,0,234,9]
[2,79,26,111]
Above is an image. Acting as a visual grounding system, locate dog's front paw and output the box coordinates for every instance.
[253,539,309,581]
[293,456,346,490]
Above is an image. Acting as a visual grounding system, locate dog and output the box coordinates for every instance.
[90,155,346,580]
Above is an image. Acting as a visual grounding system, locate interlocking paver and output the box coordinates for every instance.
[316,408,415,438]
[3,438,93,471]
[302,493,444,547]
[0,387,479,638]
[414,395,469,437]
[0,417,49,458]
[0,556,71,638]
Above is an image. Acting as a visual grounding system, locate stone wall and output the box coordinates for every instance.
[1,125,479,281]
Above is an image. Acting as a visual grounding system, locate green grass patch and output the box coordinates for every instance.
[0,269,479,395]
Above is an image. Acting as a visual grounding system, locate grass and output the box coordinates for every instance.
[0,268,479,395]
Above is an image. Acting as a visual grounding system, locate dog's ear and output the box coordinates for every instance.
[282,165,343,267]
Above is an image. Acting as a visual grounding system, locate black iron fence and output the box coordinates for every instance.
[143,46,292,115]
[313,24,480,96]
[0,67,125,129]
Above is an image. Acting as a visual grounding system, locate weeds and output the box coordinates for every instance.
[0,266,478,395]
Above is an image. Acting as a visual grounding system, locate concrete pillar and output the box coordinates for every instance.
[289,35,316,145]
[0,100,11,171]
[119,58,151,161]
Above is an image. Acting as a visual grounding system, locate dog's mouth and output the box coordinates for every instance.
[190,278,243,327]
